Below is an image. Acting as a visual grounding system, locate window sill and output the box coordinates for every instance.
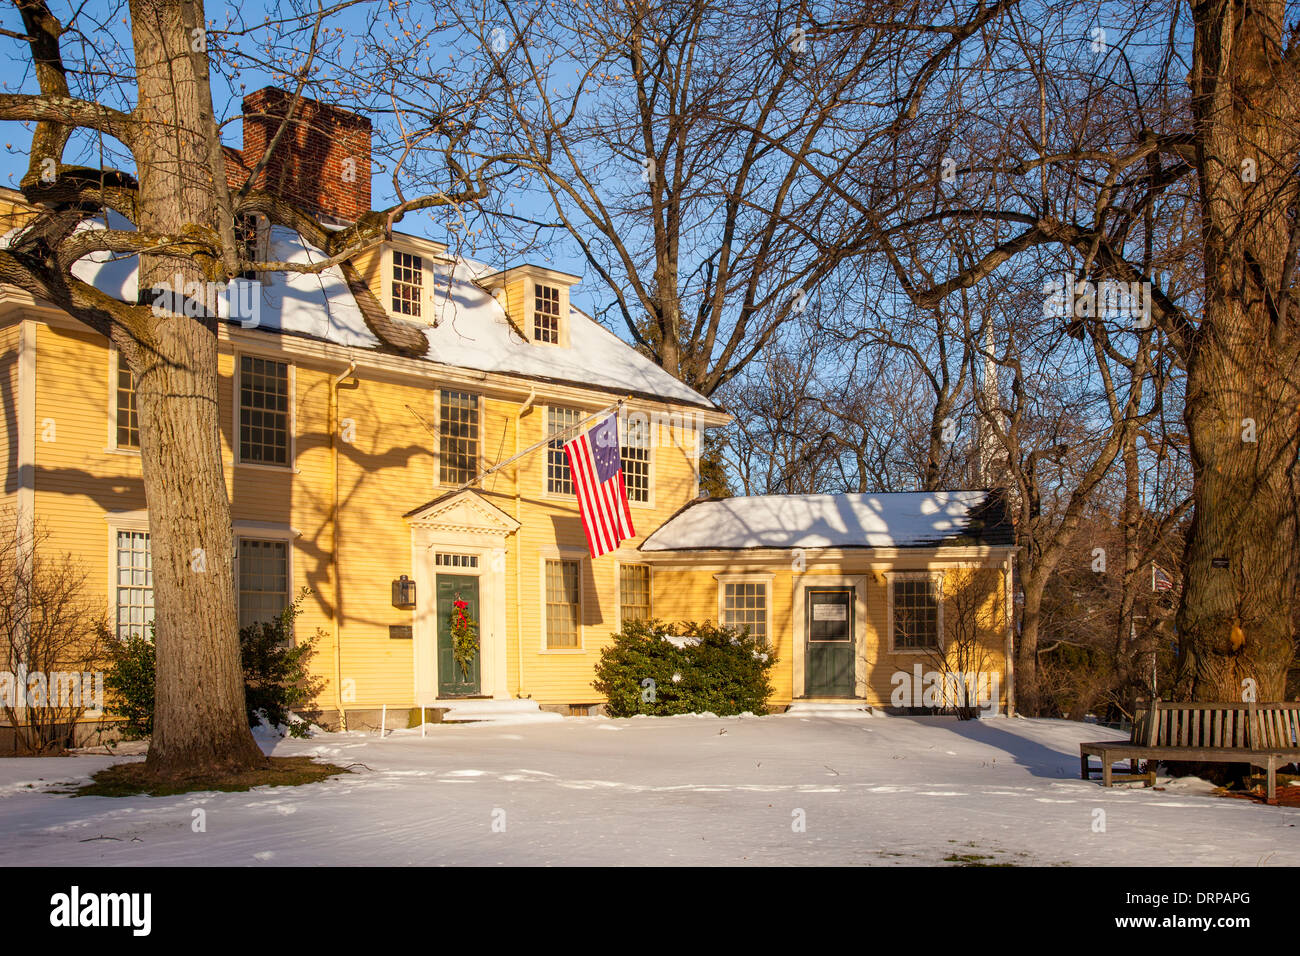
[234,461,299,474]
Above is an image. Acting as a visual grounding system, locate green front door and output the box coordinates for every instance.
[437,574,481,697]
[805,587,855,697]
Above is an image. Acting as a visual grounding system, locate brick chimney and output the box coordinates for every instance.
[230,87,372,223]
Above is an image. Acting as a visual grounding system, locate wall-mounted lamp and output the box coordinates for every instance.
[392,574,417,609]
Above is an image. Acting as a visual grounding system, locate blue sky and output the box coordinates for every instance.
[0,0,598,309]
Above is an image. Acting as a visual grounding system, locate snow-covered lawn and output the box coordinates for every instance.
[1,714,1296,866]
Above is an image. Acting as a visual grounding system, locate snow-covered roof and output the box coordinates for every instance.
[639,490,1014,551]
[56,215,717,410]
[428,258,712,407]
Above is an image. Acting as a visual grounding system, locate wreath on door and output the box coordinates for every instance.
[450,595,479,679]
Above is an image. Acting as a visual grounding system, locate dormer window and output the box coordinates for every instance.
[483,265,578,347]
[392,250,423,317]
[534,284,561,343]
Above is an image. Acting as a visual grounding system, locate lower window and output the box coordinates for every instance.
[545,559,581,648]
[238,538,289,630]
[619,564,651,624]
[721,580,768,646]
[114,529,153,639]
[892,576,940,650]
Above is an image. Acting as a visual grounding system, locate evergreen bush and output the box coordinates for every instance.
[593,618,775,717]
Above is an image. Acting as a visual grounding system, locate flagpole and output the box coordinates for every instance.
[446,397,628,495]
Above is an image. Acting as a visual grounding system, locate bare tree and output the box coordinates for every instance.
[856,0,1300,701]
[452,0,1019,397]
[0,0,520,777]
[0,509,109,754]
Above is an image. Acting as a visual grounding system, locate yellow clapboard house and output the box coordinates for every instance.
[0,90,1018,727]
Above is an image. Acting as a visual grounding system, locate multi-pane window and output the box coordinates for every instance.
[620,564,651,624]
[239,355,290,465]
[534,284,560,343]
[545,559,581,648]
[115,530,153,639]
[547,406,582,495]
[116,363,139,449]
[722,580,768,646]
[435,553,479,569]
[439,390,479,485]
[238,538,289,631]
[620,414,650,504]
[392,250,423,317]
[893,577,940,650]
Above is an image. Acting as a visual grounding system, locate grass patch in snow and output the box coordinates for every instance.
[943,840,1022,867]
[74,756,349,797]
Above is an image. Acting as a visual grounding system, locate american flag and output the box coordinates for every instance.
[563,414,635,558]
[1152,563,1174,592]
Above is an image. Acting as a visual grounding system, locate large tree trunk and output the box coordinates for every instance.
[1177,0,1300,702]
[129,0,263,775]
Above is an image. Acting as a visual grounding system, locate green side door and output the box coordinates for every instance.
[437,574,481,697]
[805,587,855,697]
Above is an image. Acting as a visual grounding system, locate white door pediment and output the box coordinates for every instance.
[404,489,521,536]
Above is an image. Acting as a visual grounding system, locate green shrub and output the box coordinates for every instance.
[592,618,775,717]
[104,628,156,740]
[241,593,324,737]
[104,590,324,739]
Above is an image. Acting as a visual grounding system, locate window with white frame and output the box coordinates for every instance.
[114,529,153,639]
[891,574,941,650]
[620,564,651,624]
[115,362,140,450]
[237,537,289,630]
[534,284,561,343]
[620,414,650,504]
[238,355,290,466]
[392,250,423,317]
[439,390,479,485]
[721,580,767,646]
[545,559,581,648]
[547,406,581,495]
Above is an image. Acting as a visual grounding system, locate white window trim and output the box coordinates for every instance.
[539,550,586,653]
[235,530,296,633]
[540,404,583,501]
[435,388,484,489]
[886,570,946,654]
[106,512,153,641]
[716,572,774,644]
[385,247,431,321]
[619,410,655,510]
[526,276,570,347]
[615,560,654,626]
[233,349,297,471]
[106,346,140,455]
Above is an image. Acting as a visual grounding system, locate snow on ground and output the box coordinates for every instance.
[1,715,1296,866]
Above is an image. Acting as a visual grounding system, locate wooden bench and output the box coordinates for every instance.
[1079,701,1300,803]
